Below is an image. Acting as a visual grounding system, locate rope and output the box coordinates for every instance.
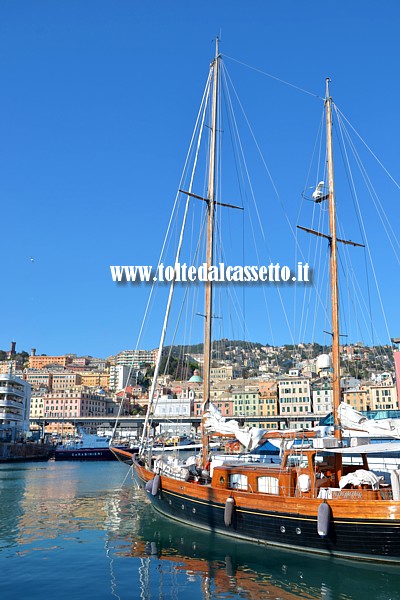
[223,53,323,100]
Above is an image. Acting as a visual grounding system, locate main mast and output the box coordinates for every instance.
[325,78,342,442]
[201,38,219,466]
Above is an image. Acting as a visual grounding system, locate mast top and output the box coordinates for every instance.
[325,77,331,101]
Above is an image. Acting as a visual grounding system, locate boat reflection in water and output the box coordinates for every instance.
[1,461,399,599]
[112,493,400,600]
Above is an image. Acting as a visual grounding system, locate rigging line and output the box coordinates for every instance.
[298,116,327,343]
[309,169,328,342]
[334,110,375,345]
[141,72,212,451]
[214,219,258,354]
[224,64,331,342]
[222,65,296,347]
[304,198,322,342]
[299,163,329,344]
[336,108,400,263]
[220,65,276,346]
[162,213,208,383]
[336,105,400,191]
[333,109,392,344]
[112,71,213,442]
[222,53,323,100]
[296,107,325,342]
[137,67,212,350]
[337,242,373,346]
[151,212,208,427]
[220,66,248,340]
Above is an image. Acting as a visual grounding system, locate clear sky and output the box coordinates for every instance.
[1,0,400,358]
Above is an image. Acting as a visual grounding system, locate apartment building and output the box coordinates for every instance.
[116,349,158,368]
[80,371,110,389]
[232,386,260,417]
[25,371,53,390]
[210,365,234,380]
[43,389,107,419]
[0,372,31,441]
[311,380,333,415]
[342,386,370,412]
[278,371,312,427]
[28,355,73,369]
[258,380,279,426]
[369,383,398,411]
[52,372,82,391]
[193,396,233,417]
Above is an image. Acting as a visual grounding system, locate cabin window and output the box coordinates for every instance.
[229,473,248,490]
[257,476,279,494]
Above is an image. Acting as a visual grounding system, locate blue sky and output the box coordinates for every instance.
[1,1,400,358]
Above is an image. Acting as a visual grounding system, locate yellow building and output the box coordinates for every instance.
[80,371,110,389]
[258,380,279,425]
[343,386,370,412]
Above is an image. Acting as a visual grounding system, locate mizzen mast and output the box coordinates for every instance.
[201,38,219,466]
[325,78,342,442]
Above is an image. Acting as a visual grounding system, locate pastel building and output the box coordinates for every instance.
[278,372,312,428]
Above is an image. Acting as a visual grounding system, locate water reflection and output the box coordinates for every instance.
[0,462,399,600]
[114,508,400,600]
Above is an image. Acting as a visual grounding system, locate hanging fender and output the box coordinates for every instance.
[151,474,161,496]
[317,501,331,537]
[145,474,161,496]
[224,496,235,526]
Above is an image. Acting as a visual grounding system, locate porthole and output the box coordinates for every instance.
[280,526,286,533]
[296,527,301,535]
[219,476,225,484]
[181,504,185,510]
[169,499,172,506]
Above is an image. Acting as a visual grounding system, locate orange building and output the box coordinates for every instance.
[28,355,73,369]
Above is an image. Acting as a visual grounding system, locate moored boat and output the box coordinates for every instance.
[127,41,400,562]
[55,429,133,461]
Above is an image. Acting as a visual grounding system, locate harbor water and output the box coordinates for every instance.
[1,461,400,599]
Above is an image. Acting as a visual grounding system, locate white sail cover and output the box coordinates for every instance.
[203,403,266,451]
[338,403,400,438]
[339,469,382,490]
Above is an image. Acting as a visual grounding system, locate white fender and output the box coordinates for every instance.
[317,502,331,537]
[151,474,160,496]
[224,496,235,526]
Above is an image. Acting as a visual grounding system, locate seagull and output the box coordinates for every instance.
[312,181,325,201]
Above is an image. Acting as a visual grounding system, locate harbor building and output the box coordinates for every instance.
[0,372,31,441]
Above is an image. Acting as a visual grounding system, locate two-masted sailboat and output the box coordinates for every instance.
[118,42,400,562]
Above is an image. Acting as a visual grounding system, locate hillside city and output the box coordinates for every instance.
[1,338,400,439]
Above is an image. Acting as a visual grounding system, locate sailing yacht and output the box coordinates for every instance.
[119,42,400,562]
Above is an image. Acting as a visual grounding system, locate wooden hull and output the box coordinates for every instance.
[110,446,135,464]
[132,461,400,563]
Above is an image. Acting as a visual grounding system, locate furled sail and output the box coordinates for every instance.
[203,403,266,451]
[338,403,400,438]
